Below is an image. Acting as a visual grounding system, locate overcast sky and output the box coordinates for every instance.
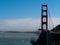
[0,0,60,31]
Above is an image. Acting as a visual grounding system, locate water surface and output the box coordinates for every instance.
[0,32,39,45]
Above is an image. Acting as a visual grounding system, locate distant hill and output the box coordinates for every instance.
[51,24,60,32]
[0,30,41,34]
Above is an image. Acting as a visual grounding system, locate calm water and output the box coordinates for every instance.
[0,32,39,45]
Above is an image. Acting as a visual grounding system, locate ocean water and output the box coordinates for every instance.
[0,32,39,45]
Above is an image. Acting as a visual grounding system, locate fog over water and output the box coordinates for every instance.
[0,18,60,31]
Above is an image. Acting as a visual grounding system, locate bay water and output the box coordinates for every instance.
[0,32,39,45]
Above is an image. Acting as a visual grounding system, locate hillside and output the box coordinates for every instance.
[51,24,60,32]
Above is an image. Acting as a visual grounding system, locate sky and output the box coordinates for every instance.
[0,0,60,31]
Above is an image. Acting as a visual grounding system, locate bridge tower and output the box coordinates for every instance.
[39,4,48,31]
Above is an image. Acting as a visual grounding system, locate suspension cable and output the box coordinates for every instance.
[48,6,54,30]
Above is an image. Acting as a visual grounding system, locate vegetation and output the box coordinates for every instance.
[51,24,60,32]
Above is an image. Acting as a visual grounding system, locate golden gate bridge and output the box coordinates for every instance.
[31,4,60,45]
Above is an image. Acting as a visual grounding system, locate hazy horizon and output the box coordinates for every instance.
[0,0,60,31]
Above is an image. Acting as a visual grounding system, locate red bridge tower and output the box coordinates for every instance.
[39,4,48,31]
